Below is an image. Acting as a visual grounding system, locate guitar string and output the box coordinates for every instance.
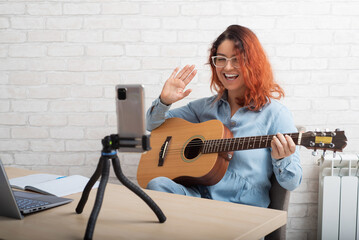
[155,132,343,155]
[162,137,344,154]
[158,136,301,154]
[156,131,339,150]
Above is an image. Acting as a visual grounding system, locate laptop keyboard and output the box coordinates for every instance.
[15,196,50,210]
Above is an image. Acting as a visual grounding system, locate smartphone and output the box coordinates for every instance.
[115,84,147,152]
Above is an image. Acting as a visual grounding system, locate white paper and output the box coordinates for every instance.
[9,173,62,190]
[26,175,99,197]
[10,174,99,197]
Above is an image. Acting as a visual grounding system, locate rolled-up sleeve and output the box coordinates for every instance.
[146,98,171,131]
[146,97,203,131]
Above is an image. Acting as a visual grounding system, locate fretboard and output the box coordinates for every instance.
[202,133,300,154]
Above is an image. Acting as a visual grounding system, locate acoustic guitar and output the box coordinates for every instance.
[137,118,347,188]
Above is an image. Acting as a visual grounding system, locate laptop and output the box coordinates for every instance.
[0,160,73,219]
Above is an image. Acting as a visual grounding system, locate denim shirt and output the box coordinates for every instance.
[146,94,302,208]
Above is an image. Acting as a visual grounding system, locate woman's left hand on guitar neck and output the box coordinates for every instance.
[270,133,296,160]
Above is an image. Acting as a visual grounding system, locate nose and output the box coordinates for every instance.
[224,59,234,70]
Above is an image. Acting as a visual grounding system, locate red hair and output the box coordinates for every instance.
[209,25,284,111]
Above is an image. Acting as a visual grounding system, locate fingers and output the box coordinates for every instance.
[184,69,197,85]
[285,134,296,153]
[271,133,296,159]
[182,89,192,98]
[176,65,196,81]
[169,67,180,80]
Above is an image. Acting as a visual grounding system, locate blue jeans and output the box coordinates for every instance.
[146,177,204,198]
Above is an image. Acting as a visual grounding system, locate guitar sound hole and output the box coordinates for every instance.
[184,138,203,159]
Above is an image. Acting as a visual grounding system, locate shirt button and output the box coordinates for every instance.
[230,121,236,127]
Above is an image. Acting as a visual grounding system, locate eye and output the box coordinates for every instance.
[216,57,226,62]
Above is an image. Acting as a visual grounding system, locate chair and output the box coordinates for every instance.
[265,174,290,240]
[265,125,305,240]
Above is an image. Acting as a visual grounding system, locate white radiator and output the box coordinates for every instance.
[318,153,359,240]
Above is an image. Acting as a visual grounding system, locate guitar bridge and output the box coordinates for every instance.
[158,136,172,166]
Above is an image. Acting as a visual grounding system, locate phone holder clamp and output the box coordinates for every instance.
[75,134,166,240]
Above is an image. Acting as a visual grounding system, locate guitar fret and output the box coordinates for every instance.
[214,139,219,153]
[232,138,237,151]
[203,140,209,153]
[262,136,268,147]
[203,132,303,154]
[246,137,250,149]
[206,140,210,153]
[241,138,245,150]
[212,139,216,153]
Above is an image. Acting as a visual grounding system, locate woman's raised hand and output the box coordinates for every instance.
[160,65,197,105]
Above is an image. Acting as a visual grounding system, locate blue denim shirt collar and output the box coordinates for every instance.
[218,90,264,112]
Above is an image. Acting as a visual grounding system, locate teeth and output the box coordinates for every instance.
[224,74,239,80]
[225,74,238,78]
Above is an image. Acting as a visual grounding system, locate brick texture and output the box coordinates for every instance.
[1,1,358,238]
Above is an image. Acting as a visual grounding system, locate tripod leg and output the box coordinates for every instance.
[76,156,104,214]
[112,156,166,223]
[84,157,110,240]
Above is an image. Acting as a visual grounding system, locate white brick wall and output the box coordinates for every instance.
[1,1,358,239]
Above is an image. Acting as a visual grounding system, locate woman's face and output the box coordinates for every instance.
[215,39,246,97]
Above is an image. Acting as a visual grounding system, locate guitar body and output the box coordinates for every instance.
[137,118,233,188]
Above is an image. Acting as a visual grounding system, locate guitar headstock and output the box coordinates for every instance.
[300,129,347,153]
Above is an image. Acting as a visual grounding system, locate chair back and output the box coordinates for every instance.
[265,174,290,240]
[265,125,305,240]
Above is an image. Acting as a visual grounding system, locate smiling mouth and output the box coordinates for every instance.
[224,74,239,81]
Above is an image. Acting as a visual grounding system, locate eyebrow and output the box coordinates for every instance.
[216,53,237,57]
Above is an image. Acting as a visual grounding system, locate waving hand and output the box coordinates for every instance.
[160,65,197,105]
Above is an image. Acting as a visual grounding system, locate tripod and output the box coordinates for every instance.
[75,134,167,240]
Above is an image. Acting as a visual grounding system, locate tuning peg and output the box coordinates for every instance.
[335,128,341,132]
[330,131,336,137]
[312,150,318,156]
[325,128,329,132]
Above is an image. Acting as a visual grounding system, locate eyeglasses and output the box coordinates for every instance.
[211,56,240,68]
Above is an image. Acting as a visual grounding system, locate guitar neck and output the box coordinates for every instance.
[202,133,300,153]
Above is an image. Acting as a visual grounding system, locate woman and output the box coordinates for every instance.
[145,25,302,208]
